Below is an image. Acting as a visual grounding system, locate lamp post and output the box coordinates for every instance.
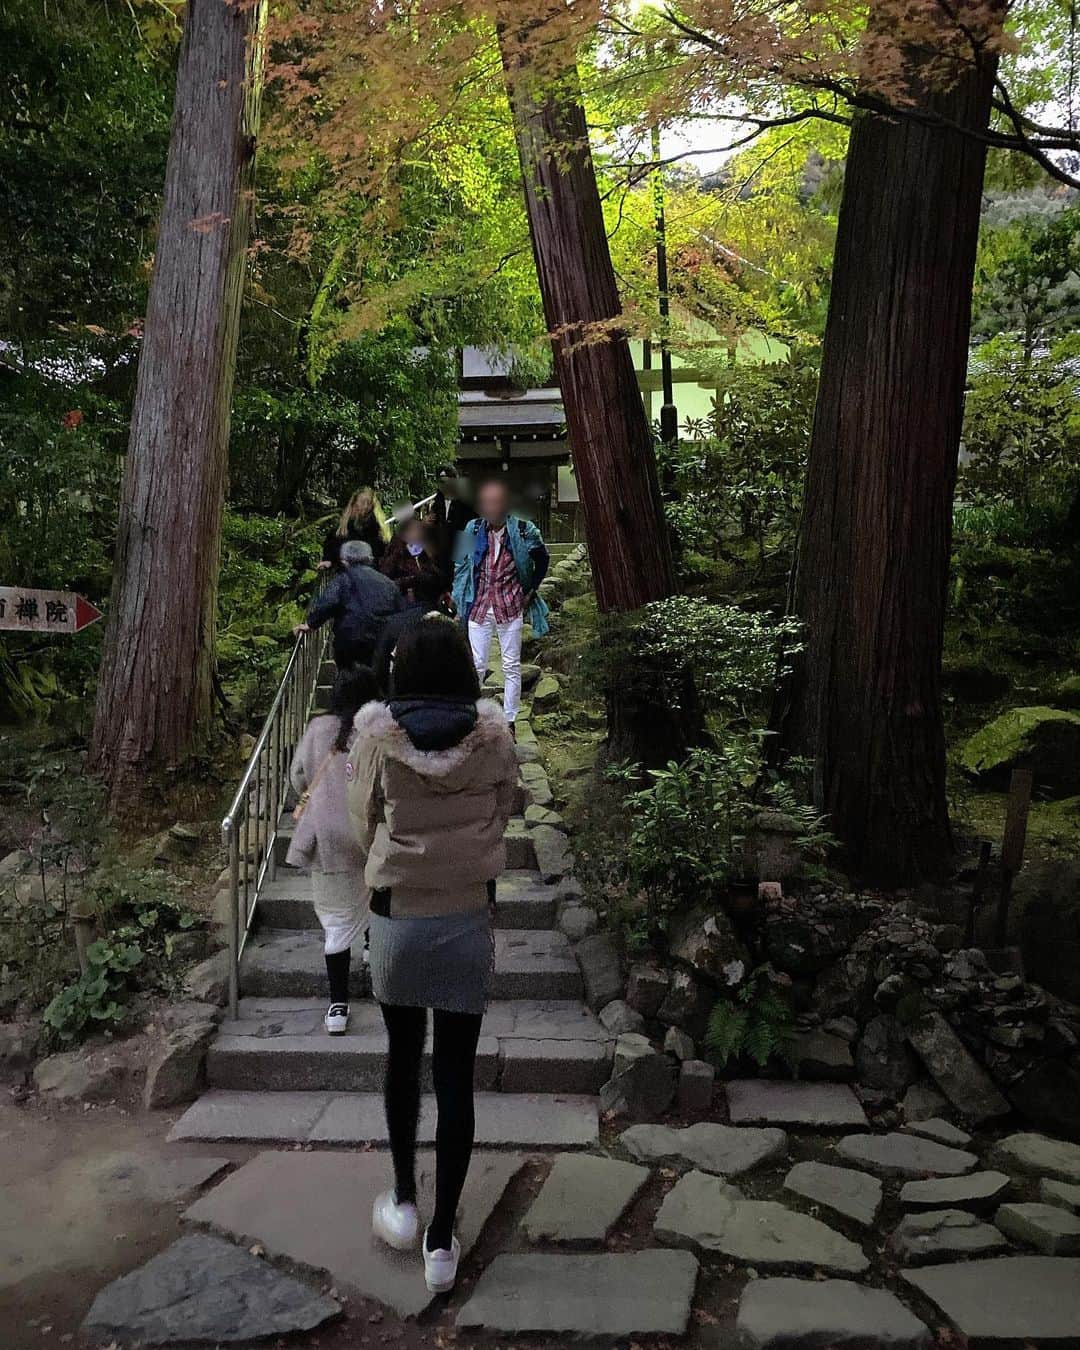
[652,124,678,446]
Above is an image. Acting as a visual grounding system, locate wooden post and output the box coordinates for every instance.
[995,768,1033,947]
[72,905,97,977]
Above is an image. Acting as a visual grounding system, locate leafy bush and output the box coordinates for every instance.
[705,964,796,1069]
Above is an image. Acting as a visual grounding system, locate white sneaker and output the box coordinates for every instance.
[372,1190,419,1251]
[423,1229,461,1293]
[324,1003,349,1035]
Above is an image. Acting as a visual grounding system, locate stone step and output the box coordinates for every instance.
[239,927,582,1001]
[255,870,563,932]
[207,999,611,1094]
[273,814,534,868]
[168,1089,600,1148]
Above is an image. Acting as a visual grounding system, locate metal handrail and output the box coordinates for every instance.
[221,621,328,1019]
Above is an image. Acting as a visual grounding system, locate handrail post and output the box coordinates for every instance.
[225,818,240,1020]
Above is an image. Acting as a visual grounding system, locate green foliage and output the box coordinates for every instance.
[705,964,796,1069]
[42,936,143,1040]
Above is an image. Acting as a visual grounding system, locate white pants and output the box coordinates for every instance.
[312,870,369,956]
[468,610,523,722]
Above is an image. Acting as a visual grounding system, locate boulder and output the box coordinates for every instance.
[575,934,622,1011]
[184,950,230,1007]
[663,1026,695,1062]
[34,1050,126,1102]
[960,705,1080,796]
[1013,860,1080,1005]
[902,1081,950,1123]
[600,1050,675,1121]
[656,969,713,1040]
[666,906,747,985]
[613,1033,654,1075]
[905,1012,1010,1125]
[599,1000,645,1036]
[144,1022,215,1109]
[531,675,561,710]
[558,902,599,943]
[855,1015,919,1096]
[0,1019,42,1070]
[794,1028,855,1081]
[530,825,573,883]
[626,964,670,1018]
[677,1059,715,1113]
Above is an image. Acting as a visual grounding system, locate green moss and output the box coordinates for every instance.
[960,705,1080,794]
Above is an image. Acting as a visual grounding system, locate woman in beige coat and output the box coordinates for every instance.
[346,614,517,1293]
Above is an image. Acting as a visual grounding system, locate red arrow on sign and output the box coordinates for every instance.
[75,595,103,631]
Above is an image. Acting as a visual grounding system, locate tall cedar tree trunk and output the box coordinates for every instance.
[780,35,998,881]
[498,34,686,762]
[90,0,265,797]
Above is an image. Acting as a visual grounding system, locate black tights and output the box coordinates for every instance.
[379,1003,482,1252]
[325,950,350,1004]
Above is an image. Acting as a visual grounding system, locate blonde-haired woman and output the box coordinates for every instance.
[320,487,390,570]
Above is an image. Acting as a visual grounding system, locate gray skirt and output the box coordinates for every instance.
[368,910,494,1016]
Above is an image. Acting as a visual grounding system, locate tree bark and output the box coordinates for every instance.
[779,29,998,881]
[498,35,675,614]
[90,0,265,797]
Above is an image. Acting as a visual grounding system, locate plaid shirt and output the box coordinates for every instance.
[472,526,525,623]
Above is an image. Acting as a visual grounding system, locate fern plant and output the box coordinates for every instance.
[705,964,797,1070]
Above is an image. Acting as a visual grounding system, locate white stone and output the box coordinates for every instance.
[620,1121,787,1177]
[837,1131,977,1178]
[783,1160,882,1228]
[995,1202,1080,1255]
[737,1277,931,1348]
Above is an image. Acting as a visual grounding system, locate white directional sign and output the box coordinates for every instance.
[0,587,103,634]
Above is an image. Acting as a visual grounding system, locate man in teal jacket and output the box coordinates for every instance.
[452,479,550,729]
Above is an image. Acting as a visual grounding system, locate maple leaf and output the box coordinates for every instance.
[61,410,84,430]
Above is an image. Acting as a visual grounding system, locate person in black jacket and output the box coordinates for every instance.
[371,570,451,695]
[320,487,389,569]
[428,466,476,583]
[297,540,404,668]
[379,517,444,599]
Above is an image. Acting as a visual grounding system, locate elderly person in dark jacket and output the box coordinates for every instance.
[296,540,404,668]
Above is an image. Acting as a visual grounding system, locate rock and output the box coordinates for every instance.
[961,705,1080,796]
[519,761,553,808]
[667,906,747,984]
[794,1028,855,1081]
[664,1026,695,1061]
[783,1160,882,1228]
[158,1000,223,1032]
[855,1014,919,1096]
[521,1153,649,1244]
[144,1022,215,1109]
[520,662,542,691]
[600,1051,675,1121]
[726,1080,869,1129]
[902,1081,950,1122]
[995,1201,1080,1254]
[614,1032,654,1074]
[655,1171,869,1274]
[903,1255,1080,1346]
[736,1277,931,1349]
[824,1015,859,1043]
[558,903,599,942]
[899,1171,1012,1214]
[524,803,565,829]
[599,1000,645,1036]
[656,968,712,1039]
[901,1117,973,1148]
[82,1234,339,1343]
[33,1050,125,1103]
[891,1209,1008,1265]
[620,1121,786,1176]
[989,1132,1080,1184]
[531,674,561,710]
[836,1132,978,1178]
[1014,860,1080,1005]
[0,1018,42,1069]
[741,810,807,884]
[530,824,573,883]
[626,963,670,1018]
[906,1012,1010,1124]
[575,933,622,1011]
[456,1250,699,1337]
[1008,1059,1080,1141]
[1041,1177,1080,1211]
[184,950,230,1006]
[677,1059,715,1113]
[94,1152,230,1202]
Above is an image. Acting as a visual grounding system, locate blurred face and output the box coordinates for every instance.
[401,519,424,546]
[438,473,458,497]
[478,481,509,525]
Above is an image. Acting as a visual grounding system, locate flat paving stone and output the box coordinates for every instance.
[989,1132,1080,1184]
[900,1117,972,1148]
[1041,1177,1080,1211]
[783,1159,882,1228]
[82,1233,339,1344]
[655,1169,869,1274]
[736,1276,932,1348]
[903,1256,1080,1347]
[521,1153,650,1245]
[92,1153,230,1202]
[726,1079,868,1129]
[836,1131,978,1178]
[185,1149,524,1318]
[620,1121,787,1176]
[899,1170,1012,1213]
[995,1201,1080,1255]
[891,1208,1009,1265]
[456,1250,699,1337]
[169,1090,599,1147]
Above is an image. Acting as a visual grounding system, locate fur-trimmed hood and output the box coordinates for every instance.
[352,697,509,780]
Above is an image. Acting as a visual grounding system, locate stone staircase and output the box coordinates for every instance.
[170,658,609,1149]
